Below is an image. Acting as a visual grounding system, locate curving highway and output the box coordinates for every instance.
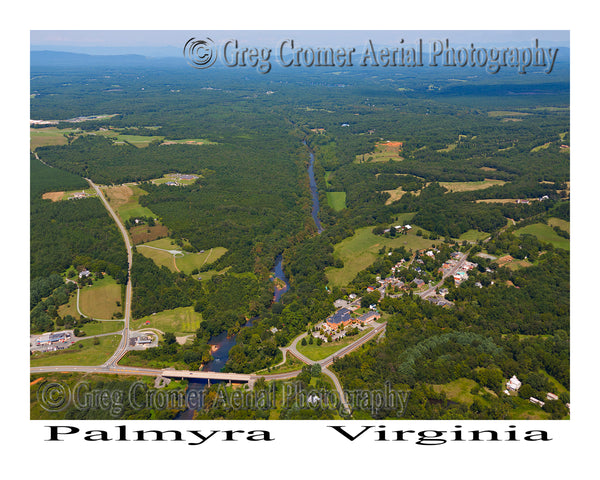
[85,179,133,368]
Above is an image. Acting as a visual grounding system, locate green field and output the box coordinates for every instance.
[136,245,178,272]
[393,212,417,223]
[78,320,124,336]
[78,275,123,319]
[30,126,80,149]
[130,306,203,335]
[137,239,227,275]
[297,328,374,361]
[355,141,404,163]
[115,185,156,222]
[439,179,506,193]
[455,229,490,242]
[547,217,570,234]
[30,335,121,367]
[113,134,164,147]
[487,111,532,117]
[326,224,440,287]
[160,138,217,146]
[176,247,228,274]
[326,191,347,211]
[515,223,570,250]
[430,378,482,406]
[196,267,232,282]
[140,237,181,250]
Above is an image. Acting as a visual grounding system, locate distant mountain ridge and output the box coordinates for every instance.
[30,50,183,67]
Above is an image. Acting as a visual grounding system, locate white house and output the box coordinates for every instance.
[79,269,91,279]
[506,375,522,391]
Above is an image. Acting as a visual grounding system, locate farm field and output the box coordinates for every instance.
[30,126,80,149]
[78,275,123,319]
[136,244,179,272]
[176,247,228,274]
[487,111,532,117]
[393,212,417,224]
[129,224,169,244]
[547,217,570,234]
[130,306,203,336]
[326,191,346,211]
[355,140,404,163]
[103,184,156,222]
[383,186,407,205]
[30,335,121,367]
[439,179,506,193]
[137,238,227,274]
[514,223,570,250]
[159,138,216,146]
[112,134,164,147]
[325,224,440,287]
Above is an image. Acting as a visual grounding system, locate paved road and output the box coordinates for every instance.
[417,252,469,299]
[272,321,387,414]
[85,179,133,368]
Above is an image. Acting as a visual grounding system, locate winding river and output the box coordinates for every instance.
[176,145,319,419]
[307,149,323,233]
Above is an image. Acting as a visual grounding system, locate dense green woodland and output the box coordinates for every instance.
[31,56,569,419]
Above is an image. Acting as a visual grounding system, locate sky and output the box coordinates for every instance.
[31,30,570,57]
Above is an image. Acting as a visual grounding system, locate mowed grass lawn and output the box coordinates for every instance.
[78,276,123,319]
[326,192,347,211]
[296,327,374,361]
[30,335,121,367]
[325,225,440,287]
[130,306,203,335]
[515,223,570,250]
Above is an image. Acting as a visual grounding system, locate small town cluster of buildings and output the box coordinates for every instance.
[440,253,477,285]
